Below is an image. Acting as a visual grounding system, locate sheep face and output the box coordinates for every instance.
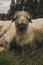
[12,11,32,33]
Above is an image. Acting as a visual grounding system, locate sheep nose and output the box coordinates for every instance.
[19,23,25,27]
[18,23,26,31]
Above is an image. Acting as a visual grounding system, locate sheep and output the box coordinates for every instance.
[0,21,12,38]
[0,11,43,53]
[0,22,16,52]
[0,21,4,28]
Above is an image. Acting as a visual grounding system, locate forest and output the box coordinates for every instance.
[0,0,43,20]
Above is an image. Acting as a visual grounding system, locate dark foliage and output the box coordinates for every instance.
[0,0,43,20]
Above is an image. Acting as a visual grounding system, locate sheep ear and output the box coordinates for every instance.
[12,12,17,22]
[28,19,32,23]
[12,15,17,22]
[28,16,32,23]
[28,15,32,23]
[12,18,15,22]
[27,12,32,23]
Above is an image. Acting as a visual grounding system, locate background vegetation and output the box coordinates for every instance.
[0,0,43,20]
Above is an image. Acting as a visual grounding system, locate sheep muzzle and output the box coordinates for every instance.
[18,23,26,32]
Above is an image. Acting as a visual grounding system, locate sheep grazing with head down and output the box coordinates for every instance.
[0,11,43,53]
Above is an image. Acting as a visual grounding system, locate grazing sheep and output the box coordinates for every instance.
[0,11,43,53]
[0,21,12,38]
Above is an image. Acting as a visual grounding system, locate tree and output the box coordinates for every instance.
[2,13,5,20]
[15,0,24,11]
[7,0,16,19]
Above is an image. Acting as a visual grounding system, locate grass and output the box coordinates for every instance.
[0,47,43,65]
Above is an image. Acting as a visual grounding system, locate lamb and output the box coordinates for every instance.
[0,11,43,53]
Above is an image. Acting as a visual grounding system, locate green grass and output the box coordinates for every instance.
[0,47,43,65]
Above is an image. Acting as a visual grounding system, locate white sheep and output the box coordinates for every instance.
[0,11,43,53]
[0,21,12,38]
